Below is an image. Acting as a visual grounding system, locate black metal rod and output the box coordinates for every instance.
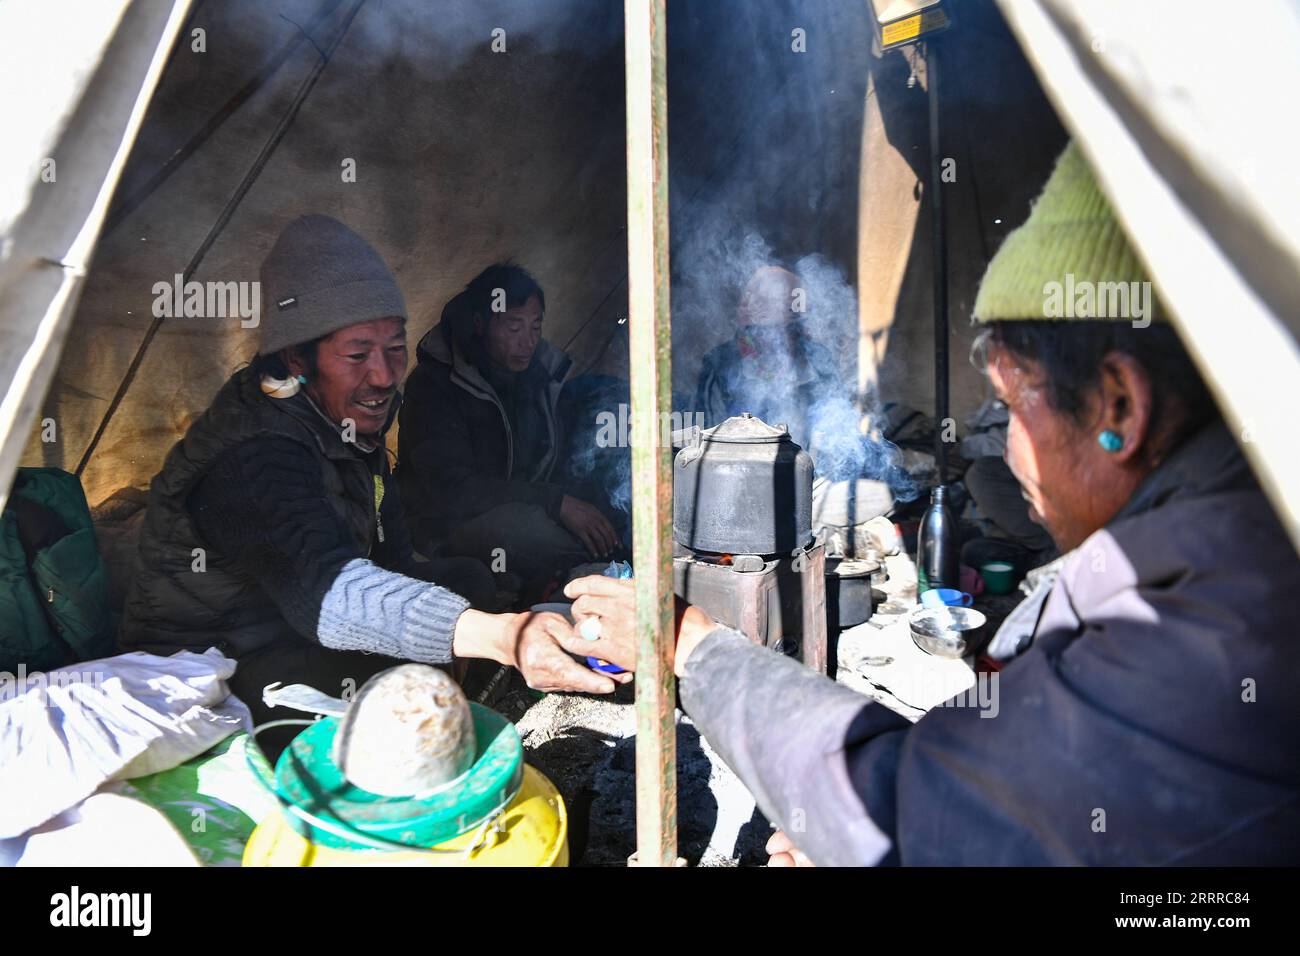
[75,0,367,478]
[101,0,348,237]
[927,40,948,482]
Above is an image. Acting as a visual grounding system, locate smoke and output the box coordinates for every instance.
[670,221,918,502]
[606,449,632,515]
[659,1,919,506]
[547,0,918,524]
[556,378,636,544]
[348,0,623,77]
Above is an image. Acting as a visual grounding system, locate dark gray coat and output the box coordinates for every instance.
[681,423,1300,864]
[397,292,571,554]
[121,367,401,658]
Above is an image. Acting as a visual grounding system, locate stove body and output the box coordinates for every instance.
[672,543,827,672]
[671,414,828,674]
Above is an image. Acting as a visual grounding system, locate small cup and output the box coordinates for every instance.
[920,587,973,609]
[979,561,1017,596]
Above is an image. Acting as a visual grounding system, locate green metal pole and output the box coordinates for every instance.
[624,0,678,868]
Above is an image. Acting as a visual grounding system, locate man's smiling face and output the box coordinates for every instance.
[290,317,407,441]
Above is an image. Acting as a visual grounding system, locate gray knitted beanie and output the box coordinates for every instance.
[258,214,407,355]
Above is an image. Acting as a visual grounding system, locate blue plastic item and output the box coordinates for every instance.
[586,656,626,674]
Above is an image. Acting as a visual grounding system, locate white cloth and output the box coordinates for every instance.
[0,793,199,867]
[0,649,251,839]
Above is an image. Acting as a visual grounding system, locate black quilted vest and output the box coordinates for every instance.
[120,367,390,658]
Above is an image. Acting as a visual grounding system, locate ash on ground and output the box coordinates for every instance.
[494,680,771,867]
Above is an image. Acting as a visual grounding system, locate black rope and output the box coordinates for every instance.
[279,12,329,60]
[101,0,348,236]
[76,0,368,478]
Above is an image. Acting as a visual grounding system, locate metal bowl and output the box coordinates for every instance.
[909,606,988,659]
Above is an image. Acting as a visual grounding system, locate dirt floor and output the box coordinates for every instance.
[494,679,771,866]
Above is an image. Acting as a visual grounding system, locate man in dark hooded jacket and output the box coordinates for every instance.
[398,265,619,587]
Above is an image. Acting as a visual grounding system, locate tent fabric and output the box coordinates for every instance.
[0,0,193,514]
[995,0,1300,551]
[17,0,629,510]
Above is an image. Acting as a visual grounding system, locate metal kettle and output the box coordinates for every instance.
[672,413,814,556]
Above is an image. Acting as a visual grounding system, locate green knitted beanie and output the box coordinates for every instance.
[972,142,1166,324]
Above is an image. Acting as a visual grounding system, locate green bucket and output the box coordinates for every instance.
[265,702,523,852]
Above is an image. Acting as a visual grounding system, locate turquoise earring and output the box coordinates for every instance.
[1098,430,1123,452]
[296,374,308,385]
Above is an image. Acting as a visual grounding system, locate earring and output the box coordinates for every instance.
[1098,430,1123,452]
[260,374,302,398]
[297,374,308,384]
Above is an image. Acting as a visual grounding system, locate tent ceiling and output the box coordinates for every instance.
[997,0,1300,552]
[0,0,193,514]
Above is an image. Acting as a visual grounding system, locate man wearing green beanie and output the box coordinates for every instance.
[573,142,1298,866]
[122,215,632,746]
[961,139,1167,589]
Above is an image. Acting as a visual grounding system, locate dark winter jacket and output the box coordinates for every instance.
[681,422,1300,865]
[120,366,417,658]
[397,292,572,554]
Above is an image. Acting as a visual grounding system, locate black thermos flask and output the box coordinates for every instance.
[917,484,958,592]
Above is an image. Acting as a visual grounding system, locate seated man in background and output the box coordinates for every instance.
[695,265,835,451]
[696,264,898,537]
[122,217,622,740]
[398,264,619,594]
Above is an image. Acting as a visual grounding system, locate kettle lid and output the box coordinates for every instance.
[703,412,790,444]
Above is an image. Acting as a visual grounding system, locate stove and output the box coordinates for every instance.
[671,414,828,674]
[672,543,827,672]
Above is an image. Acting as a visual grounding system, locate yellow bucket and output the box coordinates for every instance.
[242,764,568,867]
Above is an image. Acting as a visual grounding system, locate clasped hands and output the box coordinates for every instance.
[486,576,716,695]
[483,577,813,868]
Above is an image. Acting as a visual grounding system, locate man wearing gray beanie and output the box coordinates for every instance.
[123,215,632,748]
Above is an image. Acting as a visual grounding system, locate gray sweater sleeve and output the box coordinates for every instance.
[679,627,911,866]
[315,557,466,663]
[189,437,468,663]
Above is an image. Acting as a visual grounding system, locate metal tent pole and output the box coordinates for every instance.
[623,0,679,868]
[927,39,949,482]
